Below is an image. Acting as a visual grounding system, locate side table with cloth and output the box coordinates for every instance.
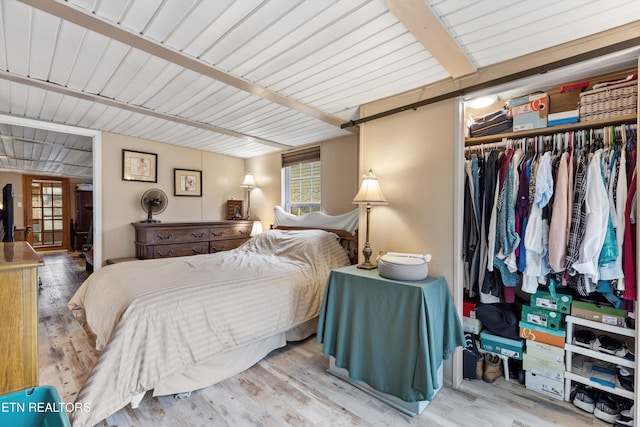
[317,265,465,415]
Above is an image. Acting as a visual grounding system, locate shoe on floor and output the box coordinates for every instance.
[475,353,484,380]
[483,353,502,383]
[615,404,635,426]
[614,415,634,427]
[594,393,626,423]
[572,385,598,413]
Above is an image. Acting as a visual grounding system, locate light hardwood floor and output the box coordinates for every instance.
[37,253,611,427]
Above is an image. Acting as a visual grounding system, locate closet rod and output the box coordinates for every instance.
[464,124,637,153]
[340,37,640,130]
[463,139,511,152]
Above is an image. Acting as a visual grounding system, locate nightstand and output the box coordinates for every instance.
[317,265,465,415]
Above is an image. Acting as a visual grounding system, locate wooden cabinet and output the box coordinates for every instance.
[0,242,44,394]
[132,221,254,259]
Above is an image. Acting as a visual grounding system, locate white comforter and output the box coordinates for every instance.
[68,229,350,427]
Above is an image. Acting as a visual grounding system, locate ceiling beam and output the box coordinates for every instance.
[20,0,347,130]
[386,0,476,78]
[0,70,291,150]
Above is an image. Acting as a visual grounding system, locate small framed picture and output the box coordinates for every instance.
[174,168,202,197]
[122,149,157,182]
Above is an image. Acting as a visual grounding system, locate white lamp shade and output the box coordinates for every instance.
[250,220,263,236]
[241,173,257,188]
[352,169,387,204]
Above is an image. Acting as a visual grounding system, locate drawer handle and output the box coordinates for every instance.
[192,247,206,254]
[157,233,175,240]
[192,232,206,238]
[212,231,224,236]
[211,246,220,252]
[157,249,174,257]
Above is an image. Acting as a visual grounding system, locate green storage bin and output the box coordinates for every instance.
[0,386,71,427]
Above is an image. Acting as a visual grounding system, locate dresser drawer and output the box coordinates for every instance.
[146,227,210,244]
[210,225,252,240]
[132,221,254,260]
[210,238,248,253]
[153,242,209,258]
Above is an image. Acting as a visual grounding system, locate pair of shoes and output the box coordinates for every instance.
[617,366,634,391]
[594,393,626,423]
[598,335,627,357]
[572,385,598,413]
[574,329,596,349]
[614,405,635,427]
[483,353,503,383]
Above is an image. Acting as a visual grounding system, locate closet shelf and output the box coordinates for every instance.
[564,316,635,402]
[564,371,634,401]
[564,343,635,369]
[465,114,637,146]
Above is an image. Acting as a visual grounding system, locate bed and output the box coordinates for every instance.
[68,227,354,427]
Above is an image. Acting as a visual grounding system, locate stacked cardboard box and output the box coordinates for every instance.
[463,300,483,335]
[507,93,549,131]
[520,290,572,400]
[480,330,524,360]
[523,340,565,400]
[571,301,627,327]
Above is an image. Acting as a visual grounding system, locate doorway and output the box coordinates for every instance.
[23,175,70,251]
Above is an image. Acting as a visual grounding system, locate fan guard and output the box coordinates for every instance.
[140,188,168,223]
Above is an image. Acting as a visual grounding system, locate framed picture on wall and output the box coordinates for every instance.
[174,168,202,197]
[122,149,157,182]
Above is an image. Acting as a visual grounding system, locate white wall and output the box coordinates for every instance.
[359,99,457,279]
[359,94,459,383]
[0,171,24,228]
[101,132,244,261]
[245,134,359,231]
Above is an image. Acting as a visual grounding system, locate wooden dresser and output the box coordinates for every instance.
[132,221,254,259]
[0,242,44,394]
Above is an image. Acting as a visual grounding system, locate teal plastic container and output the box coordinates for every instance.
[0,386,71,427]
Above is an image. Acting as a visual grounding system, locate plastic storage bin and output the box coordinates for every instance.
[0,386,71,427]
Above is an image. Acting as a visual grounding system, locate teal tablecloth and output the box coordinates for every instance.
[317,265,465,402]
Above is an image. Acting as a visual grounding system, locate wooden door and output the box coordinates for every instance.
[23,176,71,251]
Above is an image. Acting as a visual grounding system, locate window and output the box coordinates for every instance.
[281,146,321,215]
[283,161,321,215]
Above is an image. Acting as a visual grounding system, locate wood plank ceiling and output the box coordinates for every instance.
[0,0,639,178]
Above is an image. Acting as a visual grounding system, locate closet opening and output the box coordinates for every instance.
[457,51,639,425]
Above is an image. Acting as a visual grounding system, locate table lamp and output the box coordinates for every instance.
[352,169,387,269]
[240,173,257,219]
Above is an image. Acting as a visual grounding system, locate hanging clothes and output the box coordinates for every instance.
[622,166,637,303]
[522,151,553,294]
[462,124,637,305]
[548,151,569,272]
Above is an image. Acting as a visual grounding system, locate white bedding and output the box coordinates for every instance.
[68,229,350,427]
[273,205,359,234]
